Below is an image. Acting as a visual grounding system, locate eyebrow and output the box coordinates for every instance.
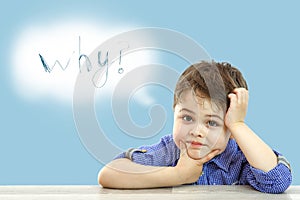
[179,108,224,121]
[207,114,224,121]
[179,108,196,115]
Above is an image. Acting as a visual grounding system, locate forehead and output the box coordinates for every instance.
[176,90,225,115]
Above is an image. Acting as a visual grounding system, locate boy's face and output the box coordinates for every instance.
[173,89,230,159]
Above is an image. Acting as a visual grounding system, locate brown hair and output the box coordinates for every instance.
[173,61,248,111]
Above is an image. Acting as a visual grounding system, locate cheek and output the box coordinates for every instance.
[207,130,230,151]
[172,121,188,147]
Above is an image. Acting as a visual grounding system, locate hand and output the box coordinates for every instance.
[175,141,220,184]
[225,88,249,131]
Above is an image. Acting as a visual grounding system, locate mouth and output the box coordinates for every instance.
[187,141,207,148]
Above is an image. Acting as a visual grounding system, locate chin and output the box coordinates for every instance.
[187,148,210,160]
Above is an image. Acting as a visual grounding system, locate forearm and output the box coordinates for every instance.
[98,158,181,189]
[229,123,277,172]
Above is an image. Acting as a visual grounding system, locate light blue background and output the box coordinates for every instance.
[1,0,299,185]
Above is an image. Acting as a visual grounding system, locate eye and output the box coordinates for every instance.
[208,120,218,127]
[183,115,193,122]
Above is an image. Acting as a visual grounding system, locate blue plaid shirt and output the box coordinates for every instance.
[115,134,292,193]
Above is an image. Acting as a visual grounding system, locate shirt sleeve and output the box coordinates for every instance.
[243,152,292,194]
[113,134,180,167]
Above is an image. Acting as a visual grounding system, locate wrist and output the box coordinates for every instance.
[173,165,203,185]
[172,166,186,185]
[227,121,247,134]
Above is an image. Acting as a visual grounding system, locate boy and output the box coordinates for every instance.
[98,61,292,193]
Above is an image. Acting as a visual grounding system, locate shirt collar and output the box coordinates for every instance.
[208,139,238,172]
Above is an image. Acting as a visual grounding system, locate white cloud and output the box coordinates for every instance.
[94,50,161,107]
[11,20,158,105]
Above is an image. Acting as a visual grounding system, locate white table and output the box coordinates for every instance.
[0,185,299,200]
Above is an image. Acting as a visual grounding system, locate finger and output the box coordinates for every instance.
[244,89,249,106]
[236,90,241,105]
[228,93,237,108]
[232,88,246,105]
[179,140,187,156]
[239,88,246,104]
[232,88,240,94]
[239,88,248,107]
[236,88,244,105]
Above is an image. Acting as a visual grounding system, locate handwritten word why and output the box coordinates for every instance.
[38,36,129,88]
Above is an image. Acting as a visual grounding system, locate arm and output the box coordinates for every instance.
[225,88,292,193]
[225,88,277,172]
[98,142,219,189]
[98,158,180,189]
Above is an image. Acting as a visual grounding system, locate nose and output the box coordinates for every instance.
[190,123,208,138]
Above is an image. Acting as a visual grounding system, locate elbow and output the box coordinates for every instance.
[98,158,133,189]
[252,172,292,194]
[98,167,112,188]
[271,175,292,194]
